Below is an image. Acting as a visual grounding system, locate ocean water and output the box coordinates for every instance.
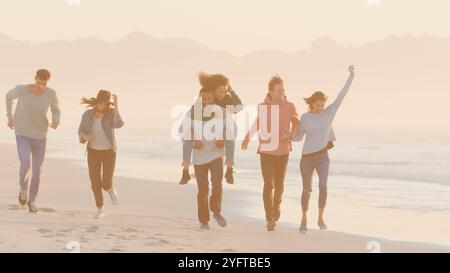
[1,126,449,215]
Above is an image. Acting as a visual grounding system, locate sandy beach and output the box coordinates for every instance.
[1,142,449,253]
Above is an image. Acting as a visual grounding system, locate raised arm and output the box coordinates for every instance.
[324,65,355,121]
[112,95,124,129]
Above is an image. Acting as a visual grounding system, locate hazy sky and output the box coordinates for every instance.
[1,0,449,55]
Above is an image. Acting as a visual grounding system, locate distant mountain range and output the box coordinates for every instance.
[1,32,449,134]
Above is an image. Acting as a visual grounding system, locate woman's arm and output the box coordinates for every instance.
[227,86,244,113]
[112,95,125,129]
[292,117,306,142]
[324,65,355,121]
[78,111,89,144]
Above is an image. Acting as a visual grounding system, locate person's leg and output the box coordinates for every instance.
[224,120,237,184]
[317,155,330,227]
[182,140,193,168]
[224,140,235,184]
[300,157,316,223]
[272,154,289,221]
[225,140,235,168]
[194,163,210,224]
[209,158,224,216]
[28,138,47,202]
[87,150,104,209]
[101,150,117,193]
[180,140,193,184]
[15,135,32,194]
[260,154,275,222]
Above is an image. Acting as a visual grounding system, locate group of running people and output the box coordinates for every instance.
[5,65,355,233]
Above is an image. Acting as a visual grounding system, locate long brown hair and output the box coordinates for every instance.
[80,97,98,108]
[80,90,113,110]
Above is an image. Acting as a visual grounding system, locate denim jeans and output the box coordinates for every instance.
[16,135,47,202]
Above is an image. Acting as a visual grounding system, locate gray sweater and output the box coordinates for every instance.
[294,73,354,154]
[6,85,61,140]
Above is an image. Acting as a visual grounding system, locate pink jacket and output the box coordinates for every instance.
[244,94,299,156]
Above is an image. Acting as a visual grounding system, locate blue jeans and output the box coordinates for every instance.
[16,135,47,202]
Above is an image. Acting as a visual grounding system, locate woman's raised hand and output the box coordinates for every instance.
[348,65,355,75]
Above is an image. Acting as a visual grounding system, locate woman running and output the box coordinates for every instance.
[78,90,124,219]
[295,65,355,233]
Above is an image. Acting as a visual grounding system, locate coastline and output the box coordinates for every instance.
[1,142,449,253]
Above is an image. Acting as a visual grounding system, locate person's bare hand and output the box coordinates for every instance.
[83,134,96,142]
[241,140,249,150]
[112,94,118,106]
[348,65,355,75]
[7,120,14,130]
[194,140,204,150]
[215,140,225,149]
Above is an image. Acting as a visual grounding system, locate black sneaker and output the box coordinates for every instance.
[224,168,235,184]
[27,201,38,213]
[318,219,328,230]
[213,214,228,227]
[299,219,308,234]
[200,223,210,230]
[18,191,28,206]
[179,169,191,185]
[266,220,276,231]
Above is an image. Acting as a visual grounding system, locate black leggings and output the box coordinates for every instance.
[87,149,116,208]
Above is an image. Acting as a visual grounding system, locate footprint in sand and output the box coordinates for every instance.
[40,208,56,213]
[159,239,170,244]
[86,226,99,233]
[37,228,53,234]
[7,205,23,211]
[55,232,68,238]
[59,228,76,233]
[64,212,77,217]
[110,247,124,252]
[222,249,237,252]
[123,228,141,233]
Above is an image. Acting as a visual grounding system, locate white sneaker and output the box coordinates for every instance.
[94,209,105,219]
[108,190,118,206]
